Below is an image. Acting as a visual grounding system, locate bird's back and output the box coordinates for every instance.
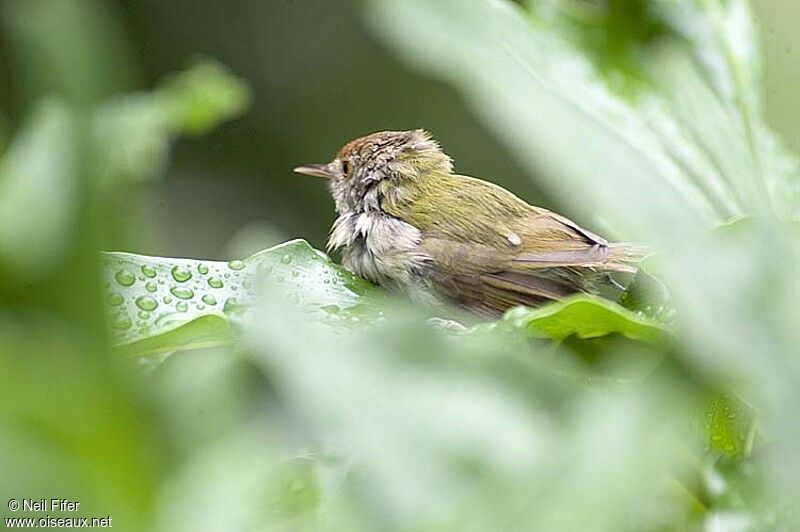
[382,173,639,316]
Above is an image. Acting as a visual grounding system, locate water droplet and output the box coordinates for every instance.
[280,254,292,264]
[171,265,192,283]
[135,295,158,311]
[196,304,205,311]
[138,276,145,281]
[163,296,173,304]
[208,277,223,289]
[223,297,240,313]
[176,301,188,312]
[243,280,252,289]
[171,286,194,300]
[145,281,157,293]
[228,259,246,271]
[291,270,299,278]
[141,264,157,278]
[202,294,217,306]
[111,313,132,330]
[106,293,124,306]
[198,264,209,275]
[114,269,135,287]
[138,310,150,320]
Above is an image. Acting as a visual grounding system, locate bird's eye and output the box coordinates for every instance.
[341,160,351,177]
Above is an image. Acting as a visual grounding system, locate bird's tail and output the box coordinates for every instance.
[607,243,655,272]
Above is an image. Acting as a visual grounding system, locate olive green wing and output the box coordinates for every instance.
[419,236,585,317]
[385,173,610,263]
[384,174,629,315]
[383,173,535,249]
[418,215,611,316]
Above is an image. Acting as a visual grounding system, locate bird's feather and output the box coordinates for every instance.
[383,172,642,315]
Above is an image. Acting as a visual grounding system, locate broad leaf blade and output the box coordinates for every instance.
[103,239,381,356]
[0,100,77,280]
[503,296,669,344]
[365,0,799,236]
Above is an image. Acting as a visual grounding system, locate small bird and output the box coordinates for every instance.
[295,130,647,317]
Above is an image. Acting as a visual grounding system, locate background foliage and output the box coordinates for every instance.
[1,0,798,531]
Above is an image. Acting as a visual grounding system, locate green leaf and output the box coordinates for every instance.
[365,0,799,242]
[93,59,250,184]
[103,239,382,356]
[617,266,674,321]
[0,99,77,281]
[0,0,139,106]
[242,282,696,531]
[157,57,252,136]
[501,296,669,344]
[115,315,234,358]
[703,394,753,459]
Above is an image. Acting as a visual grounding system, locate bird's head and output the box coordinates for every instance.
[294,129,452,214]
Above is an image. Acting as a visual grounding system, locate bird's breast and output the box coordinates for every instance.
[328,211,429,289]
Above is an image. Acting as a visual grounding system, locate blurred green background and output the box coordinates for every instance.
[2,0,793,259]
[1,1,797,530]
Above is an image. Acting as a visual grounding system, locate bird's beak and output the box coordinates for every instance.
[293,163,332,179]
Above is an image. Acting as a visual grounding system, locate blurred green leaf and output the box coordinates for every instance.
[501,296,669,344]
[616,267,673,318]
[704,394,753,458]
[103,239,382,356]
[93,59,250,184]
[0,0,139,107]
[0,112,9,155]
[367,0,800,522]
[157,58,252,136]
[0,318,165,530]
[0,99,77,281]
[0,36,261,529]
[153,424,322,532]
[525,0,671,95]
[240,286,699,531]
[93,95,171,184]
[365,0,799,241]
[116,315,234,358]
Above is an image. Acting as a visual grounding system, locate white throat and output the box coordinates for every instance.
[328,211,429,289]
